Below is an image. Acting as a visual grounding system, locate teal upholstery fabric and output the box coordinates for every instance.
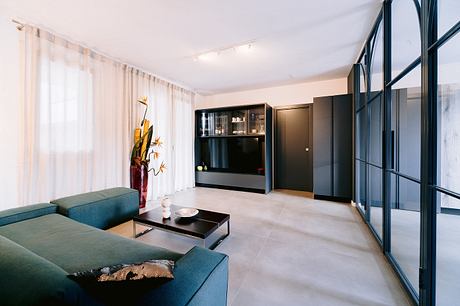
[0,214,181,273]
[0,203,57,226]
[72,246,229,306]
[0,190,229,306]
[0,235,99,306]
[0,214,229,306]
[136,246,229,306]
[51,187,139,229]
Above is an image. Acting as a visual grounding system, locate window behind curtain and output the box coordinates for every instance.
[39,59,94,153]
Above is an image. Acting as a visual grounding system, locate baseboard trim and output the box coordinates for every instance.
[195,183,266,194]
[314,194,351,203]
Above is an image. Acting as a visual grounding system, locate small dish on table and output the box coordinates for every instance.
[175,208,199,218]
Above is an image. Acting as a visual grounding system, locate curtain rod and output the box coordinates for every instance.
[9,18,195,93]
[12,19,25,31]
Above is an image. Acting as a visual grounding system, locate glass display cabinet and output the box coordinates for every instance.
[195,104,272,194]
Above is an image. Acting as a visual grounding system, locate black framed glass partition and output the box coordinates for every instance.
[435,21,460,306]
[352,0,460,305]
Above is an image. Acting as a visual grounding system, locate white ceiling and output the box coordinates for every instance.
[1,0,382,95]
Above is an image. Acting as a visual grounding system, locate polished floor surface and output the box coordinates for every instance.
[109,187,412,306]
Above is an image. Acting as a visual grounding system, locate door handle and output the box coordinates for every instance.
[305,148,309,152]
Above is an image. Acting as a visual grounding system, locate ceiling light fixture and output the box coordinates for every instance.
[197,51,219,62]
[194,41,255,62]
[236,44,253,53]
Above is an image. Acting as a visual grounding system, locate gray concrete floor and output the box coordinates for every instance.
[109,187,412,306]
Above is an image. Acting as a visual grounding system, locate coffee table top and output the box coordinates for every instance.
[133,205,230,239]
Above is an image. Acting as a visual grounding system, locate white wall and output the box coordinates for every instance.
[0,14,20,210]
[195,78,348,109]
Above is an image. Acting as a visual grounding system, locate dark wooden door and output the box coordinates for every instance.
[275,105,313,191]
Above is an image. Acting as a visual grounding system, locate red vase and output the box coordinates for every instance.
[130,165,148,208]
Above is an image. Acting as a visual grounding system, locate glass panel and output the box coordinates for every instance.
[200,137,264,174]
[369,165,383,239]
[392,65,421,179]
[437,192,460,305]
[370,22,383,92]
[207,111,231,136]
[391,175,420,291]
[438,0,460,38]
[360,55,367,95]
[230,110,247,135]
[248,106,265,135]
[356,160,367,213]
[392,0,421,78]
[358,51,367,109]
[356,108,366,160]
[438,33,460,194]
[369,94,383,166]
[199,112,209,136]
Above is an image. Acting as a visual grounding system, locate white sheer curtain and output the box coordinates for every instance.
[19,26,194,205]
[126,72,195,199]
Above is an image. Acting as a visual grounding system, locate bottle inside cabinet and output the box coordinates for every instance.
[248,106,265,134]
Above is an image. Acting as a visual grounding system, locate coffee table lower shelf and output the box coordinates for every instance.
[132,205,230,250]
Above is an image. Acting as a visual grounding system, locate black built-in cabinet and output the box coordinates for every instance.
[313,94,352,201]
[195,104,272,194]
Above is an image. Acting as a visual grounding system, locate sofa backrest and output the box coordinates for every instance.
[51,187,139,229]
[0,203,57,226]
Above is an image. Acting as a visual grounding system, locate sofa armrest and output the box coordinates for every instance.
[86,246,229,306]
[145,246,229,306]
[51,187,139,229]
[0,203,57,226]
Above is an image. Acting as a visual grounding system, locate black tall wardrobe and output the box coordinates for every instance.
[313,94,352,202]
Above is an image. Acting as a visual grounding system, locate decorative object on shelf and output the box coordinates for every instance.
[175,207,199,218]
[130,96,167,208]
[161,197,172,219]
[197,162,208,171]
[257,168,265,175]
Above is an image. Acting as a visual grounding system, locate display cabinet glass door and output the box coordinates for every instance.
[230,110,247,135]
[248,107,265,135]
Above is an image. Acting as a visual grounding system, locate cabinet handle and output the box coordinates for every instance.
[305,148,310,152]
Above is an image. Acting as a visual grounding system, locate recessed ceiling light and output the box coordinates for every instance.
[194,41,255,62]
[236,44,253,53]
[198,52,218,61]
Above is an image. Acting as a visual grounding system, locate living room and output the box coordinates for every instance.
[1,1,459,306]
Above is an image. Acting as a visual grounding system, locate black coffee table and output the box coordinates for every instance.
[133,205,230,250]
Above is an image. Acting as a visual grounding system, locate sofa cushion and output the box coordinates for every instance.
[51,187,139,229]
[0,213,181,273]
[0,235,99,306]
[0,203,57,226]
[69,259,175,283]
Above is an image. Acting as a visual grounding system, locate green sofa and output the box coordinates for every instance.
[0,188,229,306]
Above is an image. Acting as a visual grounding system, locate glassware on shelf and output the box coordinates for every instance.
[231,110,247,135]
[214,113,229,135]
[199,106,266,137]
[200,112,209,136]
[248,107,265,134]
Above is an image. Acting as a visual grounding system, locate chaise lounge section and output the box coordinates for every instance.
[0,188,228,306]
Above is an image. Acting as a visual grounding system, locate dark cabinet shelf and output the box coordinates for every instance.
[198,134,265,139]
